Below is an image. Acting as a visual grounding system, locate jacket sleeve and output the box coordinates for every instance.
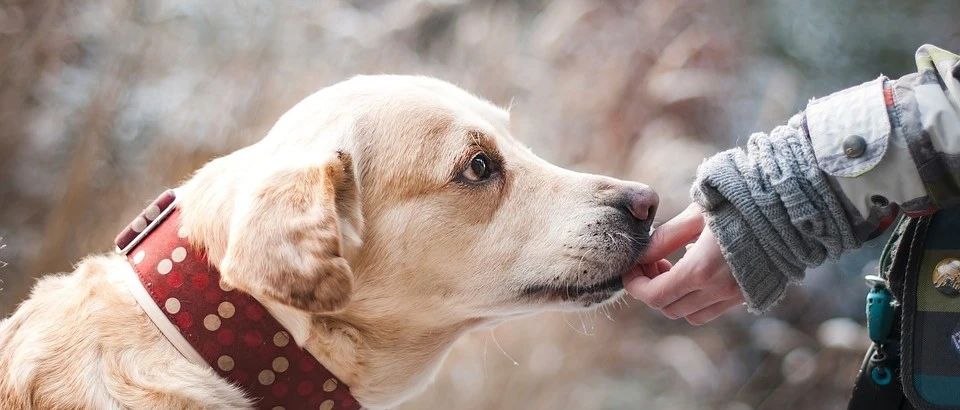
[689,45,960,313]
[806,44,960,241]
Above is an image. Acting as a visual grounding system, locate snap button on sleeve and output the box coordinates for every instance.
[843,135,867,158]
[806,76,890,177]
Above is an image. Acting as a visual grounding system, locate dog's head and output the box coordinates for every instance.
[179,75,657,405]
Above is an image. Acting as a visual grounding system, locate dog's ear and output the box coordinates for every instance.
[219,151,362,313]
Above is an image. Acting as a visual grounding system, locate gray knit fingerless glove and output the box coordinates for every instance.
[691,113,861,313]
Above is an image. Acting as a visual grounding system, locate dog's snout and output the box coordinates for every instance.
[599,182,658,223]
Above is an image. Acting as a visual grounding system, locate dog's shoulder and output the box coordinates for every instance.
[0,254,250,408]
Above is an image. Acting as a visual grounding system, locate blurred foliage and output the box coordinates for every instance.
[1,0,958,409]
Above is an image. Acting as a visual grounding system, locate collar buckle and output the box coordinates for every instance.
[114,189,179,255]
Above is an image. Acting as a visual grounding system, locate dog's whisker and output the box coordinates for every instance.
[488,328,519,366]
[615,231,641,246]
[577,310,596,336]
[561,312,585,335]
[600,304,614,322]
[614,294,628,311]
[603,306,615,322]
[577,311,587,335]
[561,311,593,336]
[481,335,489,378]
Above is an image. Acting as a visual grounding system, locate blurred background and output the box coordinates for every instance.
[2,0,959,408]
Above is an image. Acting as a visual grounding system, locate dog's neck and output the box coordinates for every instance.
[248,286,482,407]
[177,169,487,408]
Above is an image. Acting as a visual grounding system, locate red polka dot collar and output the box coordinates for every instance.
[115,190,360,410]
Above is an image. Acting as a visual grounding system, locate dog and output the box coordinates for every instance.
[0,75,657,409]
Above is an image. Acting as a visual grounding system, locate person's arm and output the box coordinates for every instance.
[625,45,960,319]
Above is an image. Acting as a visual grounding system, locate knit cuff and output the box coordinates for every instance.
[702,201,793,313]
[691,113,860,313]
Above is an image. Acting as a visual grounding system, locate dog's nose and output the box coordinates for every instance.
[626,184,659,222]
[614,183,659,222]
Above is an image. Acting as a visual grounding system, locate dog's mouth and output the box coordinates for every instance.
[519,220,650,307]
[519,274,625,306]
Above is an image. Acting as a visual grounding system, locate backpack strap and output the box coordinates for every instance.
[900,210,960,409]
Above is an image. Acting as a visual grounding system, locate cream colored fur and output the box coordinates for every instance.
[0,75,653,409]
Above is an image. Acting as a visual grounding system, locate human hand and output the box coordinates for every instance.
[623,204,744,325]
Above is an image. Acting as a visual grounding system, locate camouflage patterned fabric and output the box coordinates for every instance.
[807,45,960,242]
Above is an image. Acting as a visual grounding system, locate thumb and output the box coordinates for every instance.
[638,203,705,263]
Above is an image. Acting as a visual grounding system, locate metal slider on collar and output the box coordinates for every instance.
[114,189,179,255]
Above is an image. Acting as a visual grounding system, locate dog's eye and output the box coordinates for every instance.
[462,153,493,182]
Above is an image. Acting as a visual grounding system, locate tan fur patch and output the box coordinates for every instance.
[220,154,358,314]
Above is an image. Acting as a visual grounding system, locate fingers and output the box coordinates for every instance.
[661,290,718,319]
[660,279,741,319]
[684,298,743,326]
[641,259,673,278]
[623,259,672,284]
[655,259,672,274]
[639,203,705,263]
[624,269,695,310]
[625,204,743,325]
